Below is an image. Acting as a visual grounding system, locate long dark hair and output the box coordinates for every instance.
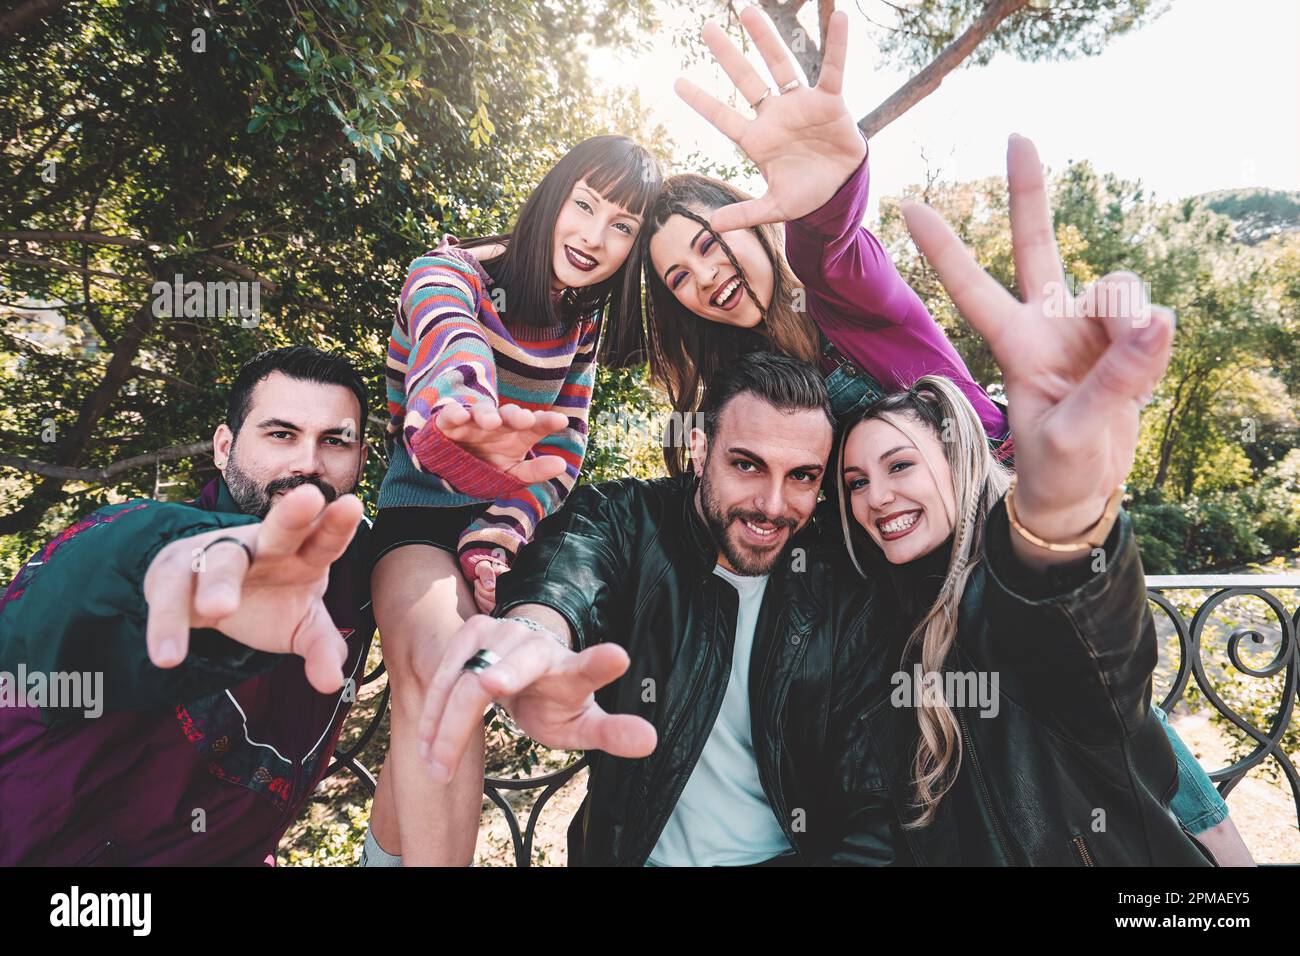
[640,173,819,475]
[464,135,661,367]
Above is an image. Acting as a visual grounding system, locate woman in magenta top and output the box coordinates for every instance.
[640,9,1011,475]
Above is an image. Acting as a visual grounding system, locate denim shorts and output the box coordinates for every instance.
[1152,703,1229,834]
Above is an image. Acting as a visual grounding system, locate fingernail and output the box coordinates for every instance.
[418,741,429,761]
[428,761,450,784]
[485,580,495,590]
[158,641,179,665]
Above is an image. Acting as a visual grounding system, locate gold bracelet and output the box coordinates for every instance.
[1004,475,1125,553]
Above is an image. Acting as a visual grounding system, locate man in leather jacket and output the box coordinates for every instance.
[415,351,1211,866]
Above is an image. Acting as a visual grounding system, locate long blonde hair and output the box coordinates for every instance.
[836,375,1012,827]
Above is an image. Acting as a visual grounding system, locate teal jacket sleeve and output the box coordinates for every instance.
[0,499,283,723]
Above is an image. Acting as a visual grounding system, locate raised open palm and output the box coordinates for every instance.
[674,6,866,231]
[901,134,1175,539]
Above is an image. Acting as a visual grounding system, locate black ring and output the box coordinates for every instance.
[462,648,501,674]
[201,535,254,567]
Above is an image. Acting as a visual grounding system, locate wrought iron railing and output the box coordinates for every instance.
[1146,575,1299,848]
[325,575,1300,866]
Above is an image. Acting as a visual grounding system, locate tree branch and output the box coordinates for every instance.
[0,292,159,535]
[759,0,822,83]
[857,0,1028,139]
[0,232,281,295]
[0,253,156,287]
[817,0,834,49]
[0,441,211,483]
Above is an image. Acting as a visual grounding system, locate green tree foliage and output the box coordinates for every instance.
[1,0,668,572]
[1202,188,1300,246]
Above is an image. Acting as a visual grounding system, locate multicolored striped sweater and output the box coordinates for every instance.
[379,236,599,578]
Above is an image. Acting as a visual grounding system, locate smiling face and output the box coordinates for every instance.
[842,414,957,565]
[550,177,643,291]
[214,371,367,518]
[690,392,832,575]
[648,210,774,328]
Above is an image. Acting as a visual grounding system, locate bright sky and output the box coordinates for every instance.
[590,0,1300,219]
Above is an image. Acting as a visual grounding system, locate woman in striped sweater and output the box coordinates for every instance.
[365,135,662,867]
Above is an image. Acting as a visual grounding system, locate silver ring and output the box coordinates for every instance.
[749,87,773,110]
[462,648,501,674]
[777,78,802,94]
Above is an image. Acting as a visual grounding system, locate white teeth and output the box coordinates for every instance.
[714,277,740,306]
[569,246,596,265]
[744,520,777,537]
[879,512,920,534]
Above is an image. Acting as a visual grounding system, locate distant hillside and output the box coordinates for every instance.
[1198,188,1300,245]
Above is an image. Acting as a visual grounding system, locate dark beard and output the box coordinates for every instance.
[224,451,338,518]
[699,467,799,576]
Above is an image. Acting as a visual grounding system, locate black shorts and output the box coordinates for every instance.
[368,503,492,570]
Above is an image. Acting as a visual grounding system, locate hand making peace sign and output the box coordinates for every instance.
[903,135,1175,550]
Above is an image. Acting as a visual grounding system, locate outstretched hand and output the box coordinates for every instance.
[143,485,364,694]
[900,134,1175,546]
[674,6,866,231]
[435,401,570,486]
[418,615,657,784]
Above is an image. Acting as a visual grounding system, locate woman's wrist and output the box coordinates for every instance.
[1005,477,1123,570]
[1008,480,1115,545]
[822,130,868,200]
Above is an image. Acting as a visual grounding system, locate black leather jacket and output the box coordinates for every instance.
[495,473,895,866]
[495,473,1212,867]
[851,500,1214,866]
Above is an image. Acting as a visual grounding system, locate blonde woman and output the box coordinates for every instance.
[824,122,1256,864]
[837,374,1253,868]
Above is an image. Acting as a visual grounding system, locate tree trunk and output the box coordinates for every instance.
[0,294,157,535]
[759,0,823,84]
[756,0,1029,141]
[1152,373,1190,492]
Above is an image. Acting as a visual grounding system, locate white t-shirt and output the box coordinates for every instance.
[646,563,794,866]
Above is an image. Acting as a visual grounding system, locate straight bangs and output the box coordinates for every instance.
[479,135,662,345]
[580,142,662,220]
